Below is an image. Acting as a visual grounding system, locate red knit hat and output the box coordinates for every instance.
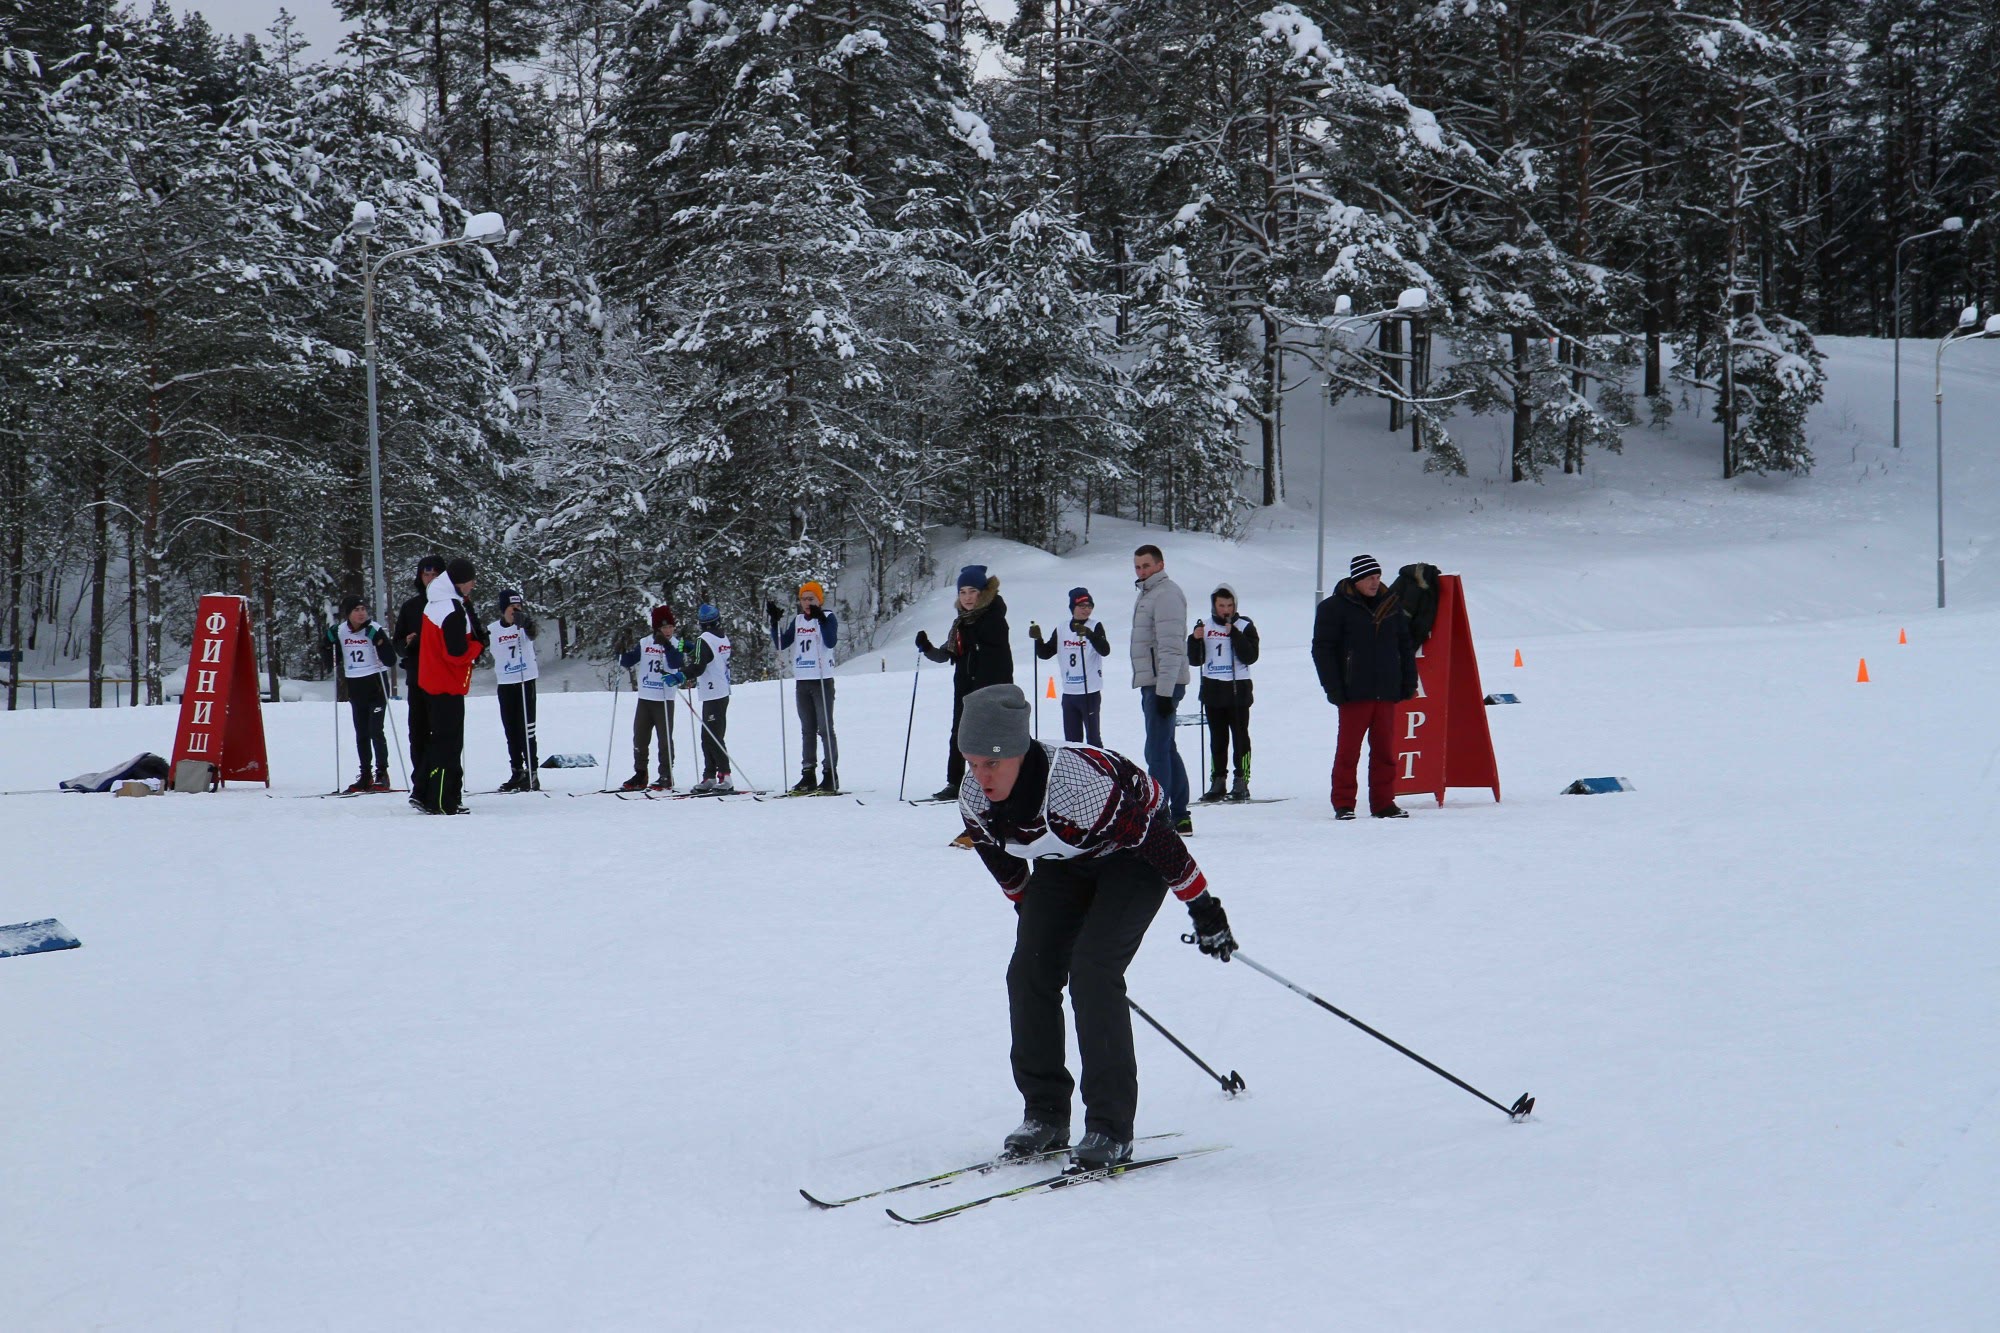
[651,604,675,628]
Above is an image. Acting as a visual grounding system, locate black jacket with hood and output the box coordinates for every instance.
[921,575,1014,694]
[1311,578,1417,704]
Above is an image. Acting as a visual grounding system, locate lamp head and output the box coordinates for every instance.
[1942,216,1965,232]
[1333,294,1353,315]
[1985,314,2000,335]
[462,211,505,241]
[1959,305,1979,328]
[349,200,377,237]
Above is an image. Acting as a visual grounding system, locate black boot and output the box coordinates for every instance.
[1228,769,1250,802]
[1199,778,1226,804]
[1001,1118,1070,1161]
[620,774,647,791]
[344,775,372,794]
[1071,1131,1133,1170]
[790,768,818,796]
[816,769,838,794]
[930,782,960,802]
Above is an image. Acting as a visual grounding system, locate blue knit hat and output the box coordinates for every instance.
[1068,586,1092,609]
[957,564,988,591]
[697,602,720,626]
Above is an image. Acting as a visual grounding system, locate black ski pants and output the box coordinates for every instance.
[945,690,968,788]
[498,680,538,775]
[1060,691,1102,746]
[1007,852,1169,1142]
[346,672,390,775]
[701,697,730,779]
[795,678,837,776]
[422,692,466,813]
[406,681,433,782]
[632,697,673,783]
[1201,681,1253,786]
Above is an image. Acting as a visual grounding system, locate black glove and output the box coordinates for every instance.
[1029,621,1043,641]
[805,604,823,620]
[916,630,932,652]
[766,600,784,623]
[1185,893,1236,962]
[1325,692,1343,707]
[1152,692,1175,718]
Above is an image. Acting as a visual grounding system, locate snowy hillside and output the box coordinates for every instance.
[3,339,1997,1331]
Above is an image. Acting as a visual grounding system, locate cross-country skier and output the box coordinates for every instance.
[489,590,540,791]
[917,565,1013,802]
[685,603,734,793]
[1129,545,1193,834]
[1312,554,1418,819]
[417,558,486,814]
[617,605,683,790]
[768,580,839,794]
[394,554,446,809]
[1029,587,1110,746]
[954,684,1238,1170]
[326,595,395,792]
[1190,585,1261,802]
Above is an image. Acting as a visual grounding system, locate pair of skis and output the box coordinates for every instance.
[802,1133,1222,1224]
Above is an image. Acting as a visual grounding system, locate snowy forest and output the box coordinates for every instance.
[3,0,1998,702]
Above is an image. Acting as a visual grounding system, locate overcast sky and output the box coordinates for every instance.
[191,0,350,57]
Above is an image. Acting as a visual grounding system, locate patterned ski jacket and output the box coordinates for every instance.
[958,742,1207,903]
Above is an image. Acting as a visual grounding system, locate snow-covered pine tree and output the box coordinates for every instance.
[1126,245,1249,534]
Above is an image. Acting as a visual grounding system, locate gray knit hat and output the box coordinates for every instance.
[957,684,1032,758]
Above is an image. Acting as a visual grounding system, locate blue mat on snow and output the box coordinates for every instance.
[0,918,81,958]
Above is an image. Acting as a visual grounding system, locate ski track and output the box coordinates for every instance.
[3,337,1999,1330]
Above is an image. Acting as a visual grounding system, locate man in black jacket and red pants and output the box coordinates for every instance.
[1312,554,1418,820]
[956,684,1238,1170]
[393,555,447,810]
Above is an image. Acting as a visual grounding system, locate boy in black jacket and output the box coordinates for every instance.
[1189,585,1261,802]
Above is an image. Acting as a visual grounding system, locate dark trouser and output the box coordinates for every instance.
[1138,686,1190,818]
[1007,853,1169,1142]
[1203,682,1253,786]
[498,680,538,774]
[701,697,730,778]
[945,691,968,788]
[347,672,389,774]
[633,697,673,782]
[795,678,837,775]
[422,692,466,812]
[1060,691,1102,746]
[1332,699,1399,812]
[407,681,433,782]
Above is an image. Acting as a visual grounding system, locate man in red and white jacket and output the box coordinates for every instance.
[417,558,486,814]
[956,684,1238,1171]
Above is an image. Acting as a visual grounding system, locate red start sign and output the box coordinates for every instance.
[170,594,270,786]
[1393,574,1499,805]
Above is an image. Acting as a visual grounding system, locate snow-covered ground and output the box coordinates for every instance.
[4,337,1997,1330]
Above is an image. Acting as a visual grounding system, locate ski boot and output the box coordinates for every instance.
[930,783,960,803]
[1071,1132,1133,1171]
[344,775,373,795]
[790,768,818,796]
[498,771,526,794]
[1000,1119,1069,1161]
[1371,803,1409,819]
[1198,778,1227,805]
[619,774,648,792]
[1173,814,1194,836]
[648,776,673,792]
[690,775,716,794]
[816,769,839,795]
[372,770,393,792]
[1228,773,1250,803]
[712,772,735,794]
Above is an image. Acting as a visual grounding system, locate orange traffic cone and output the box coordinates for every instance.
[1856,658,1870,683]
[1898,628,1908,645]
[1513,649,1524,668]
[1045,676,1057,700]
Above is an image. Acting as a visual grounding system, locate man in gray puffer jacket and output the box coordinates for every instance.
[1129,544,1193,832]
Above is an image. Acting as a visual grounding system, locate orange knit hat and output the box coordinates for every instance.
[799,580,826,604]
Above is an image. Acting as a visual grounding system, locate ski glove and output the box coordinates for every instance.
[1152,692,1176,718]
[1185,893,1236,962]
[766,600,784,623]
[1029,621,1043,641]
[916,630,933,652]
[805,604,823,620]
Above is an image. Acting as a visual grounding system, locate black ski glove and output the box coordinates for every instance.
[916,630,932,652]
[766,600,784,623]
[1184,893,1236,962]
[805,604,823,620]
[1029,621,1043,641]
[1152,692,1176,718]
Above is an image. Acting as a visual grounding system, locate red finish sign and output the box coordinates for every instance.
[169,595,270,786]
[1393,575,1499,805]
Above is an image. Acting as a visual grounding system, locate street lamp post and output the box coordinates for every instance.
[347,204,506,625]
[1893,216,1963,449]
[1932,306,2000,609]
[1313,288,1429,604]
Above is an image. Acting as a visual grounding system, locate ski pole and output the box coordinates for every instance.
[1033,649,1040,740]
[816,670,835,787]
[602,669,621,789]
[778,664,790,784]
[897,647,921,802]
[331,676,342,793]
[1129,998,1244,1094]
[1220,950,1534,1121]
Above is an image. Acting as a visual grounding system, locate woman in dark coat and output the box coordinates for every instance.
[918,564,1014,800]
